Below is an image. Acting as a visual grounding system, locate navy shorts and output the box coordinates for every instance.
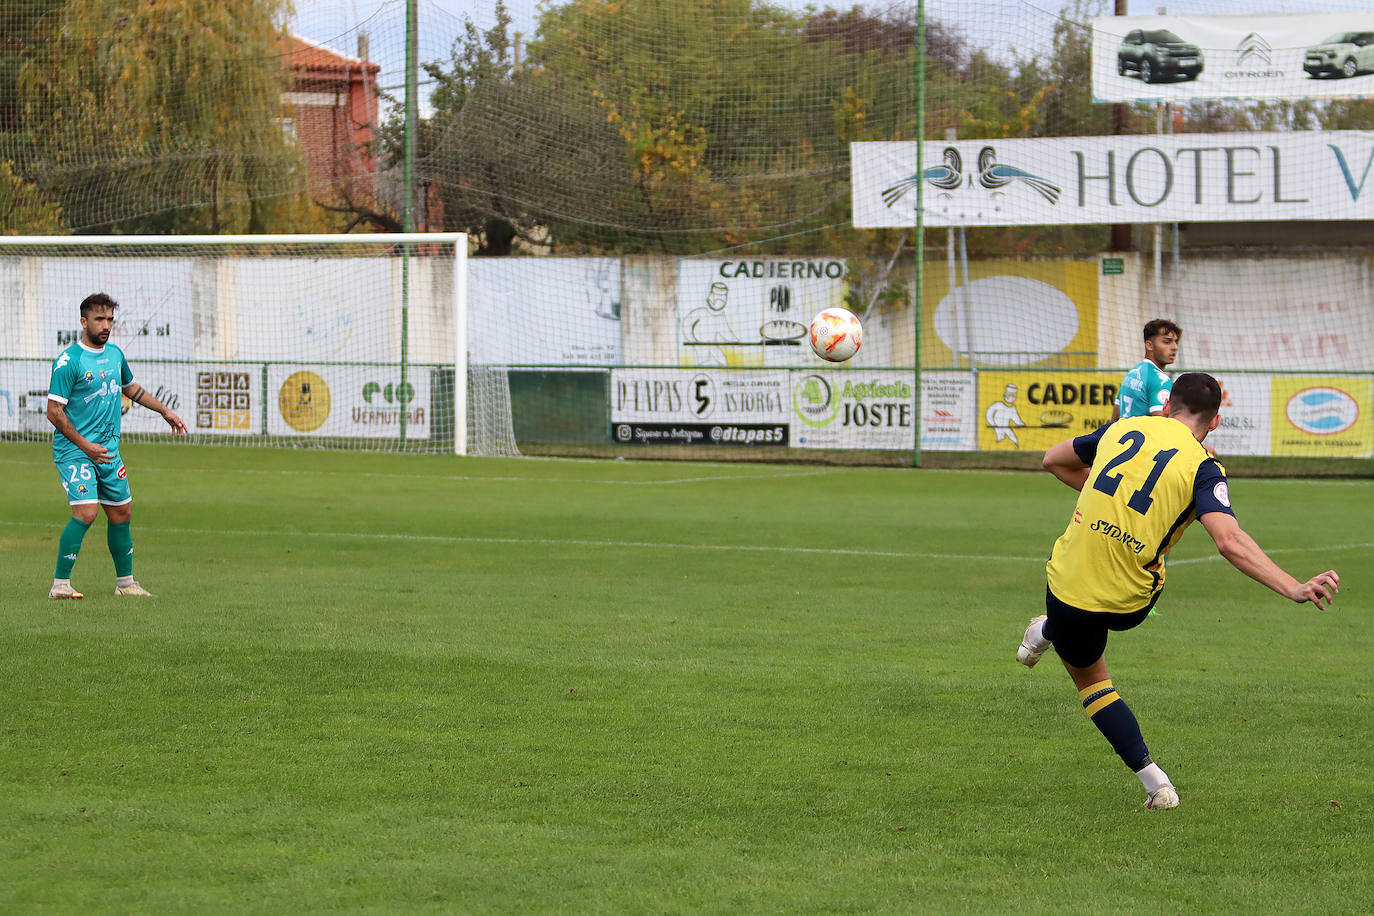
[1043,587,1157,668]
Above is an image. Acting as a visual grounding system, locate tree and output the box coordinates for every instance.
[385,1,561,255]
[17,0,332,234]
[499,0,931,255]
[0,0,64,145]
[0,159,65,234]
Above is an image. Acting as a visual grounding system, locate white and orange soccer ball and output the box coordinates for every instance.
[808,307,862,362]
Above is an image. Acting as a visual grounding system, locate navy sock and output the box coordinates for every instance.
[1080,678,1152,771]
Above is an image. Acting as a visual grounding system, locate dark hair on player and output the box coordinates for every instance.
[1169,372,1221,421]
[80,293,119,318]
[1143,318,1181,341]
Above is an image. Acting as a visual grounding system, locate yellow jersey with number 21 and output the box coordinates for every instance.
[1047,416,1233,614]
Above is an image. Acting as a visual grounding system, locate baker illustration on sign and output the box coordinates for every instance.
[986,383,1027,446]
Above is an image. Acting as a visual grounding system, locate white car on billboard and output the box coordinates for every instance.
[1304,31,1374,79]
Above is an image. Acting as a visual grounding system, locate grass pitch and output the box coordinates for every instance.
[1,441,1371,913]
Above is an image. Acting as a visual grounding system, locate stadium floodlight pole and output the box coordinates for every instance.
[399,0,419,447]
[912,0,925,468]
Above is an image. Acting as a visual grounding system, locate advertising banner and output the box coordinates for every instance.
[610,368,790,446]
[233,259,397,364]
[118,363,196,436]
[1210,373,1272,457]
[976,371,1120,452]
[0,360,52,434]
[919,371,976,452]
[1092,12,1374,102]
[922,261,1098,368]
[470,258,621,366]
[791,370,915,450]
[1269,375,1372,457]
[852,133,1374,227]
[677,259,848,368]
[608,368,916,449]
[40,259,194,361]
[191,368,259,436]
[1171,258,1374,373]
[269,365,432,440]
[0,261,21,358]
[0,358,203,438]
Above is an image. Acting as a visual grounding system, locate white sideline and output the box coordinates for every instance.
[1170,542,1374,564]
[0,456,851,487]
[2,514,1364,564]
[0,519,1042,562]
[2,517,1366,563]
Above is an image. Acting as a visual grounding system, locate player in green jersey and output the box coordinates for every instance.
[46,293,187,599]
[1112,319,1180,422]
[1017,372,1339,810]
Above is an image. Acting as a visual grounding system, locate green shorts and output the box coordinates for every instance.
[54,448,132,506]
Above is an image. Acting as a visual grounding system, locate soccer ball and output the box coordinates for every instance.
[809,308,862,362]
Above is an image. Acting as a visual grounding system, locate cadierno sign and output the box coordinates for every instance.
[851,132,1374,228]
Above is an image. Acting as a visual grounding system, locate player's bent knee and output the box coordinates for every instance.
[71,504,100,524]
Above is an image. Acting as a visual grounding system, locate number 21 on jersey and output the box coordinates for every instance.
[1092,430,1177,515]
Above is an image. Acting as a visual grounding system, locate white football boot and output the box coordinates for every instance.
[48,583,85,600]
[1017,614,1050,668]
[1145,785,1180,810]
[114,581,154,597]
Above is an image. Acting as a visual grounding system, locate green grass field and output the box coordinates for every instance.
[1,440,1371,913]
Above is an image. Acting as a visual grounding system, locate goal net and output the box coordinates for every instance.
[4,1,1371,472]
[0,234,520,457]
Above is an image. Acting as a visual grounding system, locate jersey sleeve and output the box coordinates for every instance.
[47,351,78,404]
[1149,371,1172,413]
[119,349,134,386]
[1072,422,1111,465]
[1193,457,1235,519]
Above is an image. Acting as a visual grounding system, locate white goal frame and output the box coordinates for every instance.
[0,233,481,456]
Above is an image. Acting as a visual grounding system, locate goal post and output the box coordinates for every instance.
[0,233,519,458]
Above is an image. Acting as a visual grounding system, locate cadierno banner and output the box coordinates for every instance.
[851,132,1374,228]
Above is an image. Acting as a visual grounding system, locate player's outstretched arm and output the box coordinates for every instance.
[122,383,188,436]
[1043,438,1091,492]
[1199,511,1340,610]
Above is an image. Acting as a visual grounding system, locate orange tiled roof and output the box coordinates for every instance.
[284,33,380,75]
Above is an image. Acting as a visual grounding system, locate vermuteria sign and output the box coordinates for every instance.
[852,132,1374,228]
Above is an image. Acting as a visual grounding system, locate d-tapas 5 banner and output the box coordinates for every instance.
[1092,12,1374,103]
[852,133,1374,228]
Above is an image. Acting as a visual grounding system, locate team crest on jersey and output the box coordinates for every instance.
[77,484,88,495]
[82,370,94,382]
[1213,481,1230,507]
[99,370,106,379]
[117,465,127,480]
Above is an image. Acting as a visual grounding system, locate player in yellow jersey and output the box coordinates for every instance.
[1016,372,1339,810]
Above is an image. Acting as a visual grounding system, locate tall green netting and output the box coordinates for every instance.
[2,0,1369,472]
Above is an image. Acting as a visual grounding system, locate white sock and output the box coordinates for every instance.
[53,578,70,588]
[1028,617,1049,649]
[1135,761,1171,793]
[116,575,136,588]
